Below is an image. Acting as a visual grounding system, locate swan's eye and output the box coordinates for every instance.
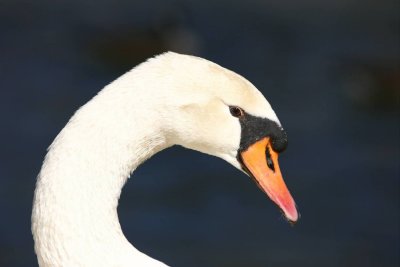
[229,106,244,118]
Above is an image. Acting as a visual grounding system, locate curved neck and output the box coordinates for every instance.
[32,75,170,266]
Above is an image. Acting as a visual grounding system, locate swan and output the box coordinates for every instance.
[32,52,298,267]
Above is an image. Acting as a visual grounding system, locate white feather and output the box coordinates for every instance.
[32,52,281,266]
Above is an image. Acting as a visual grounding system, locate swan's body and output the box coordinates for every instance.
[32,52,298,267]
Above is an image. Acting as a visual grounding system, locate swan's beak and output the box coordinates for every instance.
[239,137,298,223]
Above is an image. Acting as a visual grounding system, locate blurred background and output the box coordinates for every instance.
[0,0,399,266]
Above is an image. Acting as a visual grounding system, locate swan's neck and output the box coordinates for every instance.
[32,76,170,266]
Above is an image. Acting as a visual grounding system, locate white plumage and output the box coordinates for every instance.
[32,52,285,266]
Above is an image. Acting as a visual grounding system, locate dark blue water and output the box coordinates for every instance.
[0,1,398,266]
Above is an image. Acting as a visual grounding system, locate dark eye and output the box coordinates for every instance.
[229,106,244,118]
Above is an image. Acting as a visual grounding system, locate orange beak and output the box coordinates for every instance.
[239,137,298,223]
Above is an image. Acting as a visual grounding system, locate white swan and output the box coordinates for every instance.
[32,52,298,267]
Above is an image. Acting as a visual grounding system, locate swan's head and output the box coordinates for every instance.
[143,52,298,223]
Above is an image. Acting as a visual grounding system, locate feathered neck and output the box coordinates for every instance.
[32,69,171,267]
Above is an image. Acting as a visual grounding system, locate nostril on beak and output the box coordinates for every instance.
[265,146,275,172]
